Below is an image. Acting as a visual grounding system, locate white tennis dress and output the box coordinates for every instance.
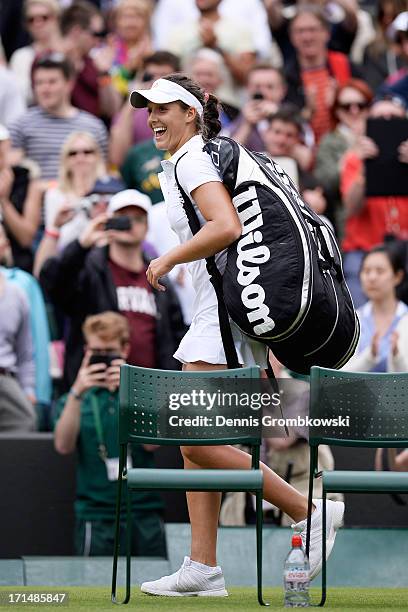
[158,134,267,367]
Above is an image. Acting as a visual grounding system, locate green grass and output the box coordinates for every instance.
[1,587,408,611]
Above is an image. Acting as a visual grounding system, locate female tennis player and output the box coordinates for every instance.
[130,74,344,597]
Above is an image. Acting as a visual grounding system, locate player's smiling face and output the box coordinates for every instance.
[147,101,198,155]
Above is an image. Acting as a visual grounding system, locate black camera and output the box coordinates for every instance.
[105,216,132,231]
[88,353,121,368]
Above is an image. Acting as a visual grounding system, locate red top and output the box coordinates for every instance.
[301,52,351,145]
[302,66,333,144]
[109,260,157,368]
[341,152,408,252]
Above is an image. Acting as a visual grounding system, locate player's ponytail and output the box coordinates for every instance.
[164,73,221,141]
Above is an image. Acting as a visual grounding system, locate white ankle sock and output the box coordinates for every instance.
[189,558,219,573]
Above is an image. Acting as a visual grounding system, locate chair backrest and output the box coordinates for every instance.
[119,364,262,446]
[309,367,408,448]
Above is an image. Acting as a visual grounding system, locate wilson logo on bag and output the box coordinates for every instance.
[175,136,359,375]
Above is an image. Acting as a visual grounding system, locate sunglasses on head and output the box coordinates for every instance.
[337,101,369,112]
[67,149,96,157]
[26,14,51,24]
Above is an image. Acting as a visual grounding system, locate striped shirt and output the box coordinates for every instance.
[301,66,333,145]
[8,106,108,180]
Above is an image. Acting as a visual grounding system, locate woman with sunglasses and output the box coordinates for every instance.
[315,78,374,236]
[128,73,344,597]
[9,0,63,105]
[33,131,122,277]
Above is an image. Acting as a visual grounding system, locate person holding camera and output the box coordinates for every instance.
[54,311,167,556]
[228,63,288,151]
[40,188,186,391]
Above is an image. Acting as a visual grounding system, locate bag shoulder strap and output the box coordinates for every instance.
[174,153,240,369]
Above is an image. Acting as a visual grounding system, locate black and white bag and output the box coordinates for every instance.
[175,136,359,375]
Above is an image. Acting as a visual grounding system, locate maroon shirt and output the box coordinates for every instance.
[109,260,157,367]
[72,55,99,117]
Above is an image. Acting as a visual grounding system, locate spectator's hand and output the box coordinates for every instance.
[325,77,337,109]
[73,351,109,396]
[302,187,327,215]
[53,203,77,229]
[126,36,153,73]
[106,358,125,393]
[353,135,379,160]
[257,100,279,118]
[146,254,174,291]
[0,167,14,201]
[79,213,109,249]
[199,18,218,48]
[304,83,317,116]
[391,330,399,358]
[290,142,313,171]
[242,100,265,125]
[398,140,408,164]
[92,44,115,75]
[371,331,380,359]
[26,393,37,405]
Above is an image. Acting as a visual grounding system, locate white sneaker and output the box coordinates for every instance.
[292,499,344,581]
[140,556,228,597]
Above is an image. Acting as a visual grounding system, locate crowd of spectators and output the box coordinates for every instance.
[0,0,408,551]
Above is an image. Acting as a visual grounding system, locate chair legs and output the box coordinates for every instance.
[112,443,266,604]
[255,489,269,606]
[306,445,327,607]
[319,491,327,607]
[112,448,131,605]
[306,445,318,558]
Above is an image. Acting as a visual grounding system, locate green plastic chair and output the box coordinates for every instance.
[111,364,269,606]
[305,366,408,606]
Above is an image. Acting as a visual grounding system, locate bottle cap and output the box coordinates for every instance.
[292,534,303,548]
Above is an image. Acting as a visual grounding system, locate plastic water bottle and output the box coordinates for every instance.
[283,534,310,607]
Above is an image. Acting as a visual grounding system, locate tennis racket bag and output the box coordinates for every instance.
[175,136,359,375]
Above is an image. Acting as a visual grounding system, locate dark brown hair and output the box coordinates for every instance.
[143,51,181,72]
[60,0,98,35]
[163,73,221,141]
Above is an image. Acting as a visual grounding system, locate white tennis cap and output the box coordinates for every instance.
[130,78,204,116]
[107,189,152,214]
